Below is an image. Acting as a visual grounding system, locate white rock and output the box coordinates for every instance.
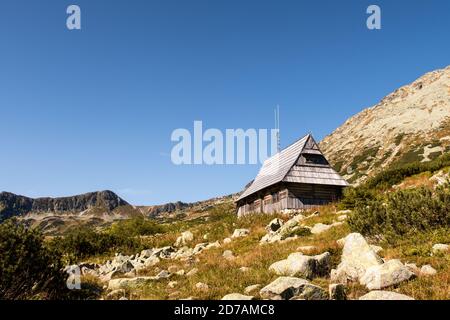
[223,238,232,244]
[269,252,330,279]
[359,259,415,290]
[432,243,449,255]
[259,276,327,300]
[232,229,250,238]
[223,250,236,260]
[370,245,383,254]
[310,223,333,234]
[144,256,160,267]
[260,277,310,300]
[168,281,178,288]
[174,231,194,247]
[195,282,209,291]
[331,233,383,283]
[239,267,250,272]
[359,290,414,300]
[244,284,261,294]
[206,241,221,249]
[221,293,254,300]
[420,264,437,276]
[337,215,348,221]
[266,218,284,232]
[405,263,420,274]
[107,277,154,290]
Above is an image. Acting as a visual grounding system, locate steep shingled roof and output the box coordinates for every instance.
[237,134,348,202]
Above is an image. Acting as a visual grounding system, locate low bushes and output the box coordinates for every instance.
[347,185,450,242]
[365,152,450,190]
[0,219,67,299]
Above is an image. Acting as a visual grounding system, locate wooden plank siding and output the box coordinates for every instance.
[236,134,349,216]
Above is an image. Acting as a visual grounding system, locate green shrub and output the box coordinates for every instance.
[49,227,142,264]
[348,186,450,242]
[0,219,67,299]
[338,186,377,210]
[366,152,450,190]
[109,217,164,238]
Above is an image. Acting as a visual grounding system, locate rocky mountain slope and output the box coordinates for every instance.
[0,189,238,234]
[320,65,450,184]
[0,190,141,234]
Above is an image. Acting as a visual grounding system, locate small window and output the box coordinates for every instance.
[303,154,328,165]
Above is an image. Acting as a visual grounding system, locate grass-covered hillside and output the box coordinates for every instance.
[1,154,449,300]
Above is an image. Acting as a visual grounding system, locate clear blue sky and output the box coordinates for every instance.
[1,0,449,204]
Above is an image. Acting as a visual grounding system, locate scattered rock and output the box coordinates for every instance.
[359,259,415,290]
[223,250,236,261]
[144,256,160,267]
[221,293,254,300]
[223,238,232,244]
[266,218,284,232]
[174,231,194,247]
[259,276,326,300]
[239,267,250,272]
[329,284,346,300]
[195,282,209,291]
[336,209,352,215]
[232,229,250,238]
[331,233,383,284]
[269,252,330,279]
[108,277,154,290]
[244,284,261,295]
[106,289,126,300]
[337,215,348,221]
[293,284,328,300]
[432,243,449,255]
[154,270,172,280]
[420,264,437,276]
[168,281,178,288]
[206,241,221,249]
[193,243,208,255]
[310,223,332,234]
[359,290,414,300]
[405,263,420,274]
[175,269,185,276]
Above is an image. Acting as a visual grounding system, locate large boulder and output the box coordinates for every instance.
[174,231,194,247]
[266,218,284,232]
[269,252,330,279]
[331,233,383,283]
[359,259,415,290]
[259,277,326,300]
[359,290,414,300]
[329,284,346,300]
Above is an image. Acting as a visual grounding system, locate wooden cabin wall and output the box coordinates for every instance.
[237,183,343,215]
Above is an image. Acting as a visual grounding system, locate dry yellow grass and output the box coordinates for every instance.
[92,203,449,300]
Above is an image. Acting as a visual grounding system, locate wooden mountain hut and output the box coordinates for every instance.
[236,134,349,216]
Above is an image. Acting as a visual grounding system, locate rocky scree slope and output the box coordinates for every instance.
[320,65,450,184]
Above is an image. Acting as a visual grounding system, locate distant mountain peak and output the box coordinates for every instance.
[0,190,129,221]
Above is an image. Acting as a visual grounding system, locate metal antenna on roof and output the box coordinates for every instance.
[274,105,281,153]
